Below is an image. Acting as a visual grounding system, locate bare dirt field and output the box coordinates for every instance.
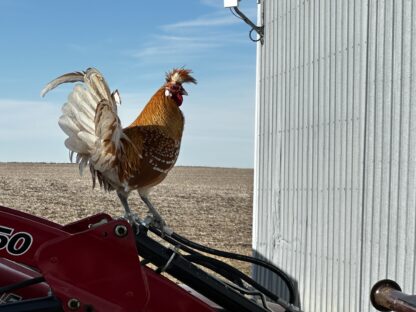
[0,163,253,275]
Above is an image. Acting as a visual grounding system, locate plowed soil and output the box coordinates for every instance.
[0,163,253,275]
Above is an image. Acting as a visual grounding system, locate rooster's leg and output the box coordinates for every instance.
[117,191,137,224]
[139,195,172,235]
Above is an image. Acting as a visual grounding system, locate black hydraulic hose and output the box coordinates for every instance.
[148,228,244,287]
[136,225,277,312]
[147,228,245,287]
[183,253,279,302]
[183,254,245,288]
[148,225,298,305]
[150,227,283,302]
[151,227,279,301]
[171,229,297,305]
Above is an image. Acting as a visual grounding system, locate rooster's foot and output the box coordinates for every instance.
[143,215,173,236]
[122,212,144,232]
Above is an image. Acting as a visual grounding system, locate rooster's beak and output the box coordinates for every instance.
[181,87,188,96]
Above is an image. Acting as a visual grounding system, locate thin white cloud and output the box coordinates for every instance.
[162,15,235,30]
[200,0,223,8]
[132,35,221,59]
[128,6,256,63]
[130,31,247,62]
[161,11,237,31]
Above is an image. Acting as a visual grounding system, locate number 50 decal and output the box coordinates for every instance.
[0,226,33,256]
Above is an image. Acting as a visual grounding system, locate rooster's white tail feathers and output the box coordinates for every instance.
[41,68,127,178]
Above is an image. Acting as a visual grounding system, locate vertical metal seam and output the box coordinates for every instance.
[277,0,283,281]
[340,0,347,308]
[380,0,389,276]
[326,0,333,309]
[276,0,283,281]
[266,0,272,273]
[273,0,278,261]
[349,0,357,308]
[369,0,380,303]
[301,0,307,305]
[332,0,338,308]
[323,0,330,310]
[315,0,322,309]
[409,0,416,292]
[286,0,292,281]
[264,0,270,286]
[394,0,404,279]
[302,0,310,305]
[358,0,372,308]
[295,1,304,304]
[402,0,413,289]
[410,0,416,293]
[282,0,288,286]
[386,0,397,276]
[343,1,351,310]
[288,0,295,286]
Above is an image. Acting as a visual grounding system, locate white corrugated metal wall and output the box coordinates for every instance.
[252,0,416,311]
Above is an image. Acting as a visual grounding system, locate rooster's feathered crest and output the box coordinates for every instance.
[165,69,197,85]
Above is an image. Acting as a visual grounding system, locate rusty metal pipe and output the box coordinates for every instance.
[371,280,416,312]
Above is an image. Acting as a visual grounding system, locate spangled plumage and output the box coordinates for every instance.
[42,67,196,231]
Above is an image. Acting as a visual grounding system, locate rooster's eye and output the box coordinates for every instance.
[171,84,182,92]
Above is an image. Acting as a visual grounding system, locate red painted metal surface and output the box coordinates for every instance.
[143,268,217,312]
[61,213,113,233]
[0,205,68,268]
[36,219,151,312]
[0,205,217,311]
[0,258,49,301]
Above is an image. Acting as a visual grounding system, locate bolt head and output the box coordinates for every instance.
[114,224,128,237]
[67,298,80,310]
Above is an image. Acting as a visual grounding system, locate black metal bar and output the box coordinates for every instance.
[0,296,63,312]
[371,279,416,312]
[135,226,272,312]
[0,277,45,294]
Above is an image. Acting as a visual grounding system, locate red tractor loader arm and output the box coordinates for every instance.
[0,205,301,312]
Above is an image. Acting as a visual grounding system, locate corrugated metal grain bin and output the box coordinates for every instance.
[252,0,416,311]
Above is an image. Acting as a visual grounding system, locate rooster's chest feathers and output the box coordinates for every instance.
[144,133,180,172]
[126,130,180,190]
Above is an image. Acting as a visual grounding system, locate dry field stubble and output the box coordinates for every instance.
[0,163,253,275]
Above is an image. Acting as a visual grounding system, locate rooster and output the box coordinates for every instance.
[41,67,196,233]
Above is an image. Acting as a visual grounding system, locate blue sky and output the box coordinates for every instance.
[0,0,257,168]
